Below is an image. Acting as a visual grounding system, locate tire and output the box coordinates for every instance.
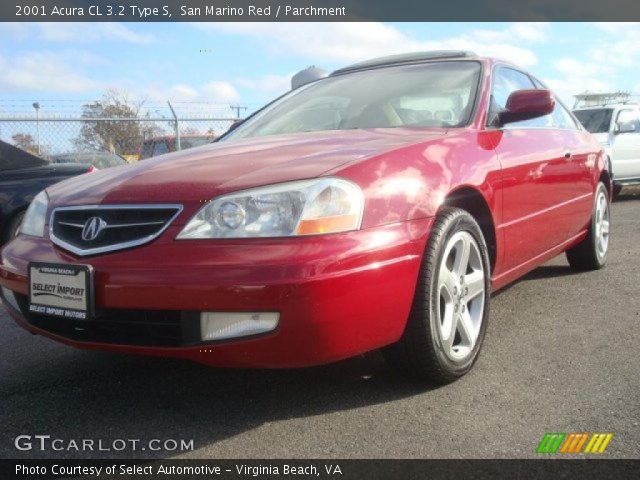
[383,207,491,384]
[2,211,25,244]
[612,183,622,202]
[566,182,610,271]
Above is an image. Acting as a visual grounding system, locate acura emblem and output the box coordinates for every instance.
[81,216,107,241]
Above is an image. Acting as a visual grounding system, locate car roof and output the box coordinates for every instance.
[330,50,479,76]
[573,104,639,111]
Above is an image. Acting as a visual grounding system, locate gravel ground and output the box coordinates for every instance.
[1,187,638,459]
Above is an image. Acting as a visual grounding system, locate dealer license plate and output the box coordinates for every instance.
[28,262,94,320]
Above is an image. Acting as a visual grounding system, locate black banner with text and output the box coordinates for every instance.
[3,0,640,22]
[2,459,640,480]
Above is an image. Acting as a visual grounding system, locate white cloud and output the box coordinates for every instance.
[136,81,240,106]
[543,58,614,106]
[0,23,30,40]
[543,23,640,105]
[471,23,549,43]
[6,23,156,44]
[594,23,640,35]
[508,23,550,42]
[167,84,199,100]
[201,81,240,102]
[0,52,101,93]
[138,84,199,104]
[589,23,640,69]
[0,45,237,102]
[197,22,541,67]
[40,23,155,43]
[237,73,292,95]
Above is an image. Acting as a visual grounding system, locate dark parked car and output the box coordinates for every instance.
[50,152,127,169]
[0,141,95,243]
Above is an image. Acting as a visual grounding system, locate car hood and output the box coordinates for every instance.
[47,129,445,212]
[0,139,47,171]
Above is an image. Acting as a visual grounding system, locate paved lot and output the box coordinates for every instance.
[1,188,639,459]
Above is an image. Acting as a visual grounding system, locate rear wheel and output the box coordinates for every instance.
[383,207,491,384]
[612,183,622,202]
[566,182,610,271]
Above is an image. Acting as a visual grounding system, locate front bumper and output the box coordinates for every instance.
[0,219,432,368]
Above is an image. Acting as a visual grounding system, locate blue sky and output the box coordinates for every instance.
[1,22,639,116]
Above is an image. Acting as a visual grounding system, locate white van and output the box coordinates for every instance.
[573,104,640,198]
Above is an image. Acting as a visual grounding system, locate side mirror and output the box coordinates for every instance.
[615,121,636,134]
[499,89,555,126]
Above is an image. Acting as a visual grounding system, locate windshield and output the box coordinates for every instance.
[227,61,481,140]
[573,108,613,133]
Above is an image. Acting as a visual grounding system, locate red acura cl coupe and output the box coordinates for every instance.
[0,52,610,383]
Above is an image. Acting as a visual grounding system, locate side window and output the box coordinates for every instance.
[616,109,640,131]
[491,67,550,128]
[551,101,578,130]
[140,142,153,160]
[531,77,545,89]
[492,67,535,110]
[153,140,170,156]
[531,75,577,130]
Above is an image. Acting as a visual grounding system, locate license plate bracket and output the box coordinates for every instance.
[28,262,94,320]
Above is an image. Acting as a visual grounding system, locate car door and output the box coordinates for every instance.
[491,66,590,272]
[611,108,640,180]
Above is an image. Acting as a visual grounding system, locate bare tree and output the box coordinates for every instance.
[73,90,165,155]
[11,133,40,155]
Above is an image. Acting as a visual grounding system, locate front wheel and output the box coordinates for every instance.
[612,183,622,202]
[383,207,491,384]
[566,182,610,271]
[2,211,24,244]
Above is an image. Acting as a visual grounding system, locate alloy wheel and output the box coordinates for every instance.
[436,231,485,361]
[594,190,610,259]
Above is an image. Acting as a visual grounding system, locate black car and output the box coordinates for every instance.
[50,151,127,169]
[0,141,94,243]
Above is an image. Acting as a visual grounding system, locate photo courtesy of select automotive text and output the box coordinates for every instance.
[0,1,639,478]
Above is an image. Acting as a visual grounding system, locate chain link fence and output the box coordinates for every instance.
[0,116,240,165]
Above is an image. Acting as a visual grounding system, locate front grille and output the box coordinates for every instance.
[50,204,182,256]
[13,293,200,347]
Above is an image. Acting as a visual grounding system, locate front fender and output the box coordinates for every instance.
[330,130,501,230]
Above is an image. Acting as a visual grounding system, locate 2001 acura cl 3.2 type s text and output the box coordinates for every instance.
[0,52,611,383]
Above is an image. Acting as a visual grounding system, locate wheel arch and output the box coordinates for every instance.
[440,186,497,272]
[600,159,613,198]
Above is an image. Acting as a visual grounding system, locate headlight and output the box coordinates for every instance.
[20,190,49,237]
[177,178,364,239]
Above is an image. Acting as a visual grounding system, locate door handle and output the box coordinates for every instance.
[564,151,573,160]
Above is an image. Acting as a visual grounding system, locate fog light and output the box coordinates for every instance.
[200,312,279,341]
[1,286,20,311]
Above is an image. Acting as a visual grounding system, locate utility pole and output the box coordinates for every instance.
[230,104,247,119]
